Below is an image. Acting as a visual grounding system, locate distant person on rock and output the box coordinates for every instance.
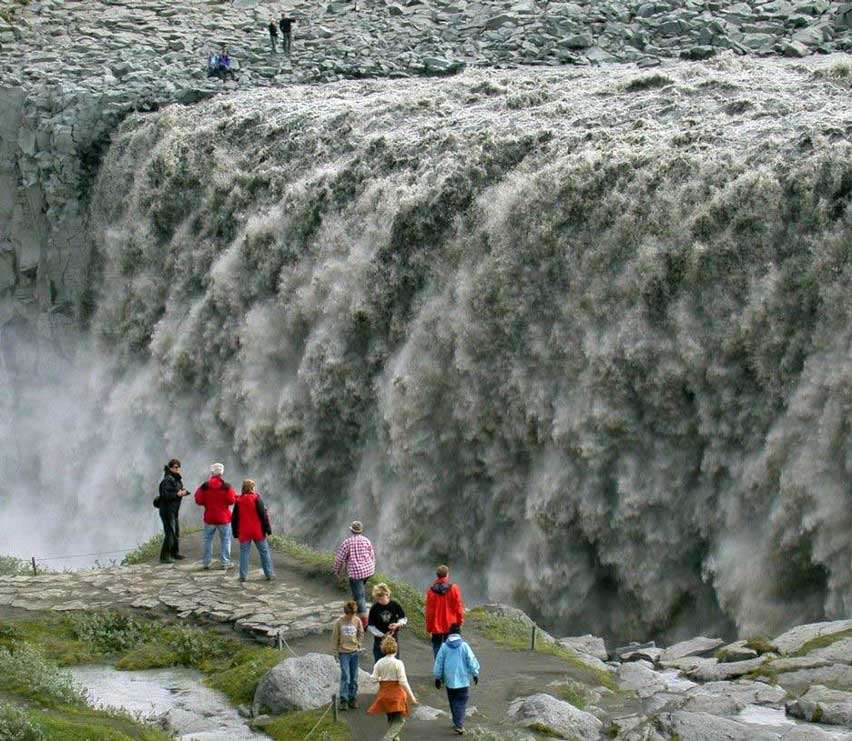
[194,463,237,570]
[155,458,190,564]
[217,47,236,81]
[279,14,295,56]
[426,564,465,657]
[332,599,364,711]
[434,623,480,735]
[368,583,407,664]
[268,18,279,53]
[231,479,274,583]
[207,51,220,78]
[333,520,375,626]
[368,635,418,740]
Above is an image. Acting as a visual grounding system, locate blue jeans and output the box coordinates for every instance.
[202,523,231,566]
[239,538,274,580]
[339,651,359,701]
[447,686,469,729]
[349,577,369,614]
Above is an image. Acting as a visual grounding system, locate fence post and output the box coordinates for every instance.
[531,625,536,651]
[332,694,338,722]
[277,630,283,652]
[31,557,37,576]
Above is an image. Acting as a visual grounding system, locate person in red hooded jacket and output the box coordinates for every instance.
[231,479,274,583]
[194,462,237,570]
[425,564,464,657]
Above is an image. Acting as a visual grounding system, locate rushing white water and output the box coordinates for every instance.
[3,55,851,640]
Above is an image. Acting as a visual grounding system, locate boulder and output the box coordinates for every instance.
[686,656,769,682]
[679,689,744,715]
[507,693,602,740]
[253,653,375,715]
[617,660,697,698]
[769,656,831,672]
[700,679,786,706]
[773,663,852,690]
[716,640,759,663]
[556,634,608,661]
[810,637,852,665]
[771,620,852,655]
[781,727,840,740]
[661,636,725,663]
[657,711,778,740]
[786,685,852,726]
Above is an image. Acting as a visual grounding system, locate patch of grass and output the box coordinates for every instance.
[0,642,88,707]
[25,705,169,740]
[204,646,283,705]
[813,62,852,87]
[623,74,673,93]
[122,526,200,565]
[551,680,588,709]
[0,616,97,666]
[744,637,778,655]
[263,707,349,740]
[466,608,616,690]
[267,534,335,575]
[792,629,852,657]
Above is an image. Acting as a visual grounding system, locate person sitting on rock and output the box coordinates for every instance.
[426,564,465,657]
[332,599,364,711]
[231,479,274,583]
[207,51,221,78]
[368,583,407,664]
[368,635,418,740]
[155,458,190,564]
[333,520,375,627]
[434,624,480,735]
[194,463,237,570]
[267,18,279,53]
[217,48,236,81]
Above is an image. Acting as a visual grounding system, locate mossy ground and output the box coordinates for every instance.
[792,628,852,657]
[466,607,617,690]
[263,706,349,740]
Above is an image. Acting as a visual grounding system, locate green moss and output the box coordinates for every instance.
[263,707,349,740]
[0,617,96,666]
[526,721,563,738]
[466,608,616,690]
[267,535,336,575]
[744,637,778,655]
[115,642,177,671]
[792,629,852,657]
[204,646,283,705]
[623,74,673,93]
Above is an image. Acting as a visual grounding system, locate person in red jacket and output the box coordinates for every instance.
[231,479,274,583]
[425,564,464,657]
[194,463,237,570]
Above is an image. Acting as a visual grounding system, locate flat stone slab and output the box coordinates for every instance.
[0,563,340,643]
[772,620,852,656]
[661,636,725,662]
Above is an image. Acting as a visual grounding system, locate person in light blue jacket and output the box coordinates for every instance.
[433,623,480,735]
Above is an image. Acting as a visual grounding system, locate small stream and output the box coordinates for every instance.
[70,665,267,740]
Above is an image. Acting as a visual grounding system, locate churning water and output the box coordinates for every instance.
[3,55,851,641]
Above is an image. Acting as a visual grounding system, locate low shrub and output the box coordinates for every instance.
[623,73,673,92]
[0,556,32,577]
[69,613,150,655]
[0,703,46,741]
[0,643,87,707]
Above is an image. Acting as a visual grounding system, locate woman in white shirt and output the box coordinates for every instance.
[368,635,418,740]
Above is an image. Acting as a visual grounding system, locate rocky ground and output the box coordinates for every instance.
[2,532,851,739]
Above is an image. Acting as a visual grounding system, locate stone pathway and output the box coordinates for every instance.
[0,560,341,643]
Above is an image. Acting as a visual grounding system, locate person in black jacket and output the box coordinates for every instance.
[267,18,279,53]
[156,459,190,563]
[279,15,295,56]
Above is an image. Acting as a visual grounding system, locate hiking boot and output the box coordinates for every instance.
[453,727,465,735]
[265,574,276,581]
[159,557,174,564]
[337,699,349,711]
[201,564,211,571]
[348,698,358,709]
[172,554,186,560]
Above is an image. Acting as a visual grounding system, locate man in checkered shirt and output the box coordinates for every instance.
[333,520,376,624]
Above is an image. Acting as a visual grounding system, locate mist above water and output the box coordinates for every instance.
[4,57,851,641]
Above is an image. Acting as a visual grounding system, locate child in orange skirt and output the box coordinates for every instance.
[368,635,418,741]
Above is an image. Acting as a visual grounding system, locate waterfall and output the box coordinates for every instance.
[4,59,851,641]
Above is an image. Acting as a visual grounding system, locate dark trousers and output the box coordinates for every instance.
[446,686,469,729]
[431,633,447,658]
[159,511,180,560]
[282,32,291,55]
